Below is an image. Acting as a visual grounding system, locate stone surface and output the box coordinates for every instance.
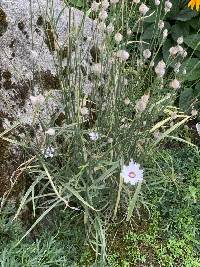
[0,0,101,196]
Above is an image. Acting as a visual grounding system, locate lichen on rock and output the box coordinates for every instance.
[0,0,102,197]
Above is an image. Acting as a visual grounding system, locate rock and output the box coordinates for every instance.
[0,0,102,197]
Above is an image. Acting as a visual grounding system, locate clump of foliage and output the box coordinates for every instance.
[0,0,200,265]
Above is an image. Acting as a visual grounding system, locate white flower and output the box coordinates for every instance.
[163,29,168,38]
[107,23,114,33]
[164,0,172,12]
[121,159,143,185]
[139,3,149,15]
[155,60,166,77]
[116,50,130,61]
[91,1,99,12]
[92,63,102,75]
[89,132,100,141]
[45,128,55,136]
[177,36,183,44]
[115,32,123,44]
[133,0,140,3]
[143,49,151,59]
[99,10,108,21]
[155,0,160,5]
[42,146,55,158]
[169,79,181,89]
[30,94,45,106]
[158,20,164,30]
[101,0,110,10]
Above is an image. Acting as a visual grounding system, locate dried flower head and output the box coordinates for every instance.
[115,32,123,44]
[174,62,181,73]
[80,107,89,116]
[171,112,177,120]
[180,49,187,58]
[143,49,151,59]
[163,29,168,38]
[155,0,160,5]
[101,0,110,9]
[45,128,55,136]
[164,0,172,12]
[99,10,108,21]
[116,50,130,61]
[124,97,131,105]
[107,23,114,33]
[153,130,161,140]
[139,3,149,15]
[155,60,166,77]
[158,20,164,30]
[169,79,181,89]
[177,36,183,44]
[121,159,144,185]
[135,92,150,113]
[127,28,132,35]
[196,123,200,136]
[92,63,102,75]
[91,1,99,12]
[192,109,198,116]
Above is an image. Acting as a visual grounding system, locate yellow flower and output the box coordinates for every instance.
[188,0,200,10]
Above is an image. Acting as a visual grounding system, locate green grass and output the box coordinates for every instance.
[1,147,199,266]
[106,147,200,267]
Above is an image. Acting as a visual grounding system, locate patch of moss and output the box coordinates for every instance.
[2,70,12,80]
[0,8,8,37]
[36,16,44,26]
[44,21,56,52]
[0,119,12,195]
[58,46,68,60]
[18,21,25,31]
[36,70,60,91]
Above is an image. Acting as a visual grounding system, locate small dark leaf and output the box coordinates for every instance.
[180,58,200,81]
[179,87,193,111]
[171,22,190,41]
[184,34,200,51]
[174,9,198,21]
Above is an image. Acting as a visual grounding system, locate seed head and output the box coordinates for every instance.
[169,79,181,89]
[115,32,123,44]
[139,3,149,15]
